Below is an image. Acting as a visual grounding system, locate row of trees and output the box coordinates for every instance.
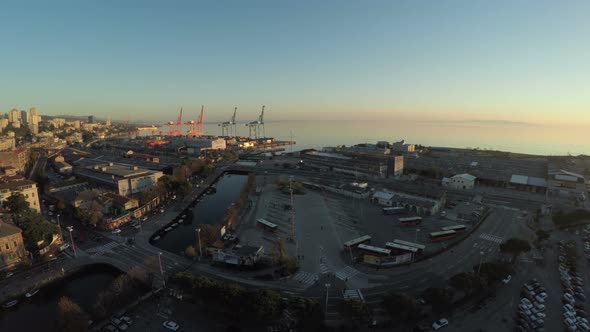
[275,178,305,195]
[553,209,590,229]
[172,271,323,329]
[172,272,282,321]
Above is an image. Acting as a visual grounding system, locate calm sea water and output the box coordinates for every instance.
[147,120,589,156]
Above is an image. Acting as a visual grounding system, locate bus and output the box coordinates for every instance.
[429,230,457,242]
[257,218,278,232]
[343,235,372,250]
[441,224,467,232]
[392,239,426,254]
[357,243,391,257]
[385,242,418,255]
[398,216,423,226]
[382,207,406,215]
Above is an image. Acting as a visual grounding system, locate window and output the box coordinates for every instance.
[5,243,9,250]
[14,241,17,247]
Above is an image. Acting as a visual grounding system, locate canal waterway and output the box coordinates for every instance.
[152,172,249,254]
[0,264,121,331]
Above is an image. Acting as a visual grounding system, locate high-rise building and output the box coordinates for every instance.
[8,109,20,126]
[88,115,94,124]
[105,117,111,127]
[20,110,29,126]
[29,107,40,135]
[0,119,8,133]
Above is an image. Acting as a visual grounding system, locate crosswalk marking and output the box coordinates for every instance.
[87,241,119,256]
[343,289,365,302]
[479,233,503,244]
[336,266,360,281]
[293,271,318,285]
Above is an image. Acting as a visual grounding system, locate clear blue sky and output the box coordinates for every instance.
[1,1,589,124]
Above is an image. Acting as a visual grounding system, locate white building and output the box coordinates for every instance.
[0,177,41,213]
[442,173,476,190]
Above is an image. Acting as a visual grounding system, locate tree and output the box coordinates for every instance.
[450,272,480,295]
[421,288,453,313]
[197,224,220,249]
[473,261,512,284]
[500,238,531,258]
[381,292,421,322]
[271,238,288,265]
[248,289,282,320]
[58,296,89,332]
[185,245,197,258]
[5,192,30,214]
[337,299,370,325]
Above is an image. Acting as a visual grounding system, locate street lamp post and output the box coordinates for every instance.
[158,252,164,276]
[57,214,63,242]
[412,228,421,263]
[477,251,485,275]
[324,283,331,318]
[196,228,202,261]
[68,227,77,258]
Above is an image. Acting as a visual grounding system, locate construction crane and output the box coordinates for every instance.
[218,107,237,137]
[246,105,265,139]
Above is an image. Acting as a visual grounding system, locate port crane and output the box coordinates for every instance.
[246,105,265,139]
[186,105,205,137]
[164,107,183,136]
[219,107,237,137]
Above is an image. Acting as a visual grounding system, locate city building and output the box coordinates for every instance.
[53,155,73,174]
[88,115,94,124]
[50,118,66,128]
[65,120,81,129]
[0,136,16,151]
[0,148,29,173]
[0,174,41,212]
[442,173,477,190]
[103,192,139,211]
[124,150,160,163]
[105,117,111,127]
[0,221,26,271]
[73,161,164,197]
[302,151,403,178]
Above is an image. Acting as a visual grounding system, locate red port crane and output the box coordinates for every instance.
[186,105,204,137]
[164,107,183,136]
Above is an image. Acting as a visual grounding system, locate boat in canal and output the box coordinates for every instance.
[25,289,39,298]
[152,236,161,241]
[2,300,18,309]
[164,227,172,232]
[171,223,178,227]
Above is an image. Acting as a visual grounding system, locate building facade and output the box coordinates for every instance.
[0,221,26,271]
[0,148,29,173]
[0,177,41,212]
[547,170,586,199]
[0,136,16,151]
[302,151,403,178]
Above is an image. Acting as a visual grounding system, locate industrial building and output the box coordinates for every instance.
[509,175,547,193]
[442,173,477,190]
[53,155,73,174]
[547,169,586,199]
[301,151,403,178]
[372,188,444,216]
[73,161,164,197]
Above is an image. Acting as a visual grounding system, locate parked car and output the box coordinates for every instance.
[112,229,121,234]
[432,318,449,330]
[503,275,512,284]
[162,321,180,331]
